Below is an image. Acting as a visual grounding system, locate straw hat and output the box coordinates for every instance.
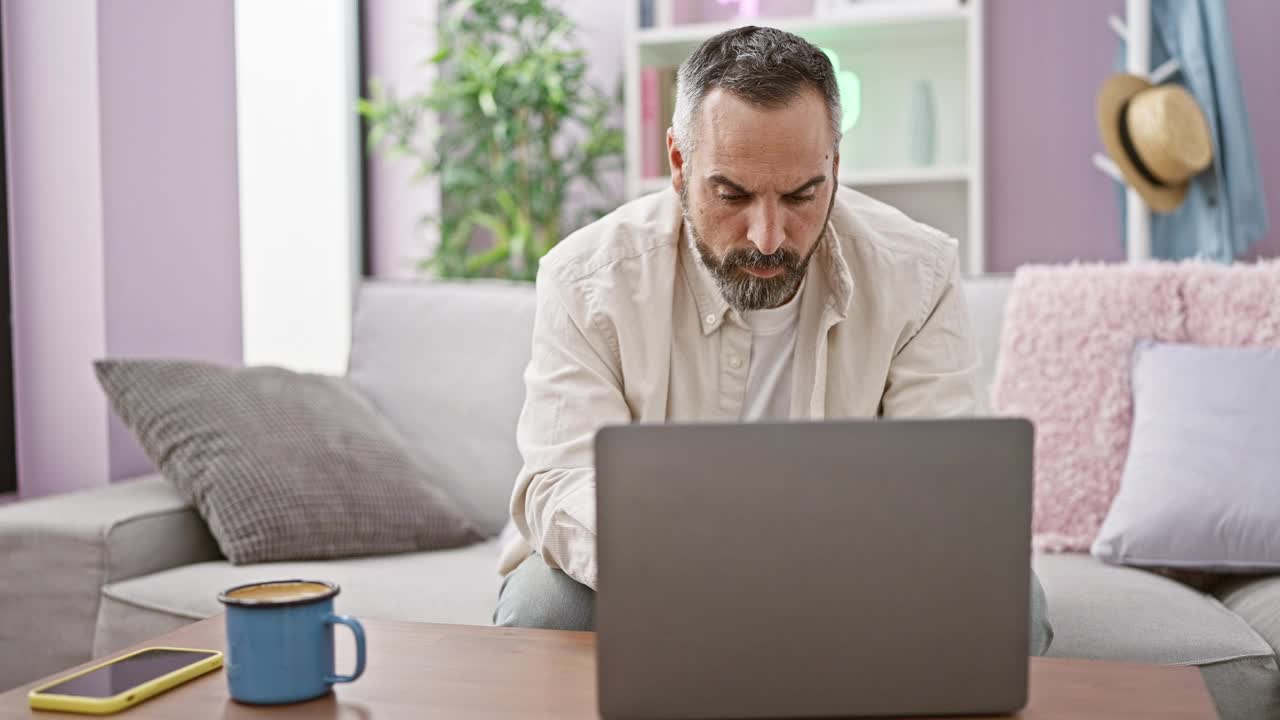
[1096,74,1213,213]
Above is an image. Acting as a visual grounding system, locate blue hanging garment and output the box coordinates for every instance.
[1147,0,1269,261]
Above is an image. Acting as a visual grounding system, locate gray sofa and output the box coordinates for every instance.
[2,277,1278,718]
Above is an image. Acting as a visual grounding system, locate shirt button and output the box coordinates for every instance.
[728,354,742,368]
[704,313,717,326]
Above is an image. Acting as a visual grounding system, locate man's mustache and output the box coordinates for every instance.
[721,247,801,271]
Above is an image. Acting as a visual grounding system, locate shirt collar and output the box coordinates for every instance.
[679,226,732,335]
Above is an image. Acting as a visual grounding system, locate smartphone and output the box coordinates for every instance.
[28,646,222,715]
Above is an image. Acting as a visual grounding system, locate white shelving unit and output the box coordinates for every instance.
[624,0,986,274]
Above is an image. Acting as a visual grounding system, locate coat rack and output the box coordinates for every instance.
[1091,0,1181,262]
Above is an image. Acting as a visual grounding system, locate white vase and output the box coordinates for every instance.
[908,79,936,167]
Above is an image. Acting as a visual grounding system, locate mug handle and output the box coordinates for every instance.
[323,614,367,684]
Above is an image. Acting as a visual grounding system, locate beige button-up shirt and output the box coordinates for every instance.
[499,186,982,586]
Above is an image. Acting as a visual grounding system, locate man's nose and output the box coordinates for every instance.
[746,199,785,256]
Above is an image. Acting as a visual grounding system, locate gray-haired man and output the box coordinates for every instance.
[492,25,1053,655]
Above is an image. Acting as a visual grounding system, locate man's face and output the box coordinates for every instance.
[671,87,840,311]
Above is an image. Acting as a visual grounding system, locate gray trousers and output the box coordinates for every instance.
[494,553,1055,656]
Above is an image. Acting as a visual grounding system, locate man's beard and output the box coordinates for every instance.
[680,180,835,311]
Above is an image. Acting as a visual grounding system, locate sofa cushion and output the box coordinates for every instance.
[992,265,1188,552]
[1037,552,1272,662]
[1037,552,1280,719]
[1216,575,1280,659]
[1181,259,1280,347]
[96,359,481,564]
[95,538,504,656]
[1093,341,1280,571]
[0,475,220,691]
[959,275,1011,411]
[347,281,537,537]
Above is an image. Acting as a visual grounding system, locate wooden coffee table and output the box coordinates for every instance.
[0,615,1217,719]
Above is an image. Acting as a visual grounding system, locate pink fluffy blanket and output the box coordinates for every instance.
[990,260,1280,552]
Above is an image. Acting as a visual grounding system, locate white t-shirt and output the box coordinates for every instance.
[740,279,805,421]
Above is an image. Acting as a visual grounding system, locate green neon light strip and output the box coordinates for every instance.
[820,47,861,132]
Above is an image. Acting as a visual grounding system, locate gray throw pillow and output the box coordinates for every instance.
[95,359,482,564]
[1091,341,1280,571]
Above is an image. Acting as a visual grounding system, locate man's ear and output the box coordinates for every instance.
[832,150,840,189]
[668,128,685,195]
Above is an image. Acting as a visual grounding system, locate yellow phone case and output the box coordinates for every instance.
[28,646,223,715]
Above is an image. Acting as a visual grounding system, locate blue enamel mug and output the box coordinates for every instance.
[218,580,366,705]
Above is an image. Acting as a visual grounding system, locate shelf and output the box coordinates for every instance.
[841,165,970,186]
[636,4,969,47]
[637,165,969,195]
[636,4,969,66]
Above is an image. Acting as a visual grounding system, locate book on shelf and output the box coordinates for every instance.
[640,68,659,178]
[639,0,655,29]
[639,65,679,181]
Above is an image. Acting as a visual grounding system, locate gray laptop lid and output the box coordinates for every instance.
[596,419,1032,719]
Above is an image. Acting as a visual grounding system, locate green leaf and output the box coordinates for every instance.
[478,89,497,117]
[468,211,512,244]
[463,240,510,274]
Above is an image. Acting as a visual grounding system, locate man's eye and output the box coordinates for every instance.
[785,194,817,204]
[718,193,749,203]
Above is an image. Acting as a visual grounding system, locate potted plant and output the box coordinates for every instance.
[359,0,625,281]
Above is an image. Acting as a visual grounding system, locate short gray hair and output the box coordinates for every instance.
[672,26,842,154]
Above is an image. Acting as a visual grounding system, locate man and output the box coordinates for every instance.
[493,26,1052,655]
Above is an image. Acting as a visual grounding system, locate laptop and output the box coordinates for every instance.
[595,418,1033,719]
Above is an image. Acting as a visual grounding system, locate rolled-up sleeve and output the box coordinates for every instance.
[505,269,631,590]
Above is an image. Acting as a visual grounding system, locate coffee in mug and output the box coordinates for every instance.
[222,581,334,604]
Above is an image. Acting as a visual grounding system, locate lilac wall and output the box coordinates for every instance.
[1229,0,1280,261]
[986,0,1280,271]
[985,0,1124,270]
[97,0,243,479]
[363,0,438,279]
[2,0,243,497]
[3,0,112,498]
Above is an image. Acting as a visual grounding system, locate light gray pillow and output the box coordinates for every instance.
[95,359,482,564]
[1092,341,1280,571]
